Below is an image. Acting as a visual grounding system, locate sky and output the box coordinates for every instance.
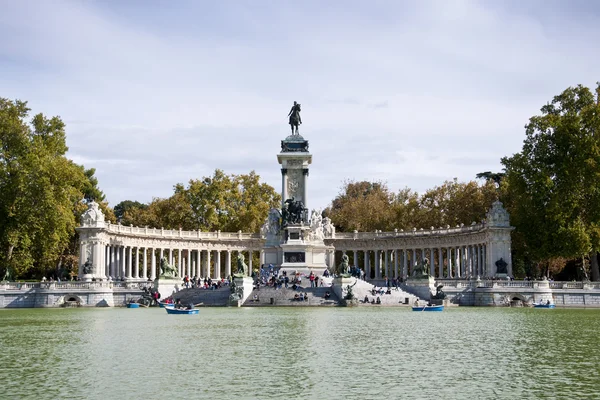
[1,0,599,212]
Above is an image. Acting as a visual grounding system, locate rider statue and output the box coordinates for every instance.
[288,101,302,136]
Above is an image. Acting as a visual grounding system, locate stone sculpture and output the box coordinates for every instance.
[282,197,307,225]
[82,258,93,275]
[495,258,508,274]
[323,217,335,238]
[261,208,281,238]
[431,284,446,300]
[412,258,429,278]
[288,101,302,135]
[235,253,249,277]
[308,209,325,242]
[338,254,350,276]
[344,280,358,301]
[159,257,178,279]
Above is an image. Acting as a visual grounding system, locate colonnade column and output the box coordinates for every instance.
[394,250,399,279]
[455,247,460,278]
[142,248,147,280]
[384,250,389,278]
[215,250,221,279]
[225,251,231,278]
[187,250,192,277]
[402,249,408,279]
[132,247,138,279]
[206,250,212,278]
[151,249,156,280]
[446,248,452,278]
[364,251,370,279]
[248,250,253,276]
[438,247,443,278]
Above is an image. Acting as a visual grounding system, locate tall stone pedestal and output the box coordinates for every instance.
[154,277,180,300]
[229,276,254,307]
[405,276,436,300]
[332,276,358,306]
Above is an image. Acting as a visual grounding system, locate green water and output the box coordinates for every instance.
[1,307,600,400]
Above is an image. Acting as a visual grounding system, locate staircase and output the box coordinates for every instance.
[171,286,230,306]
[243,284,339,306]
[349,278,421,306]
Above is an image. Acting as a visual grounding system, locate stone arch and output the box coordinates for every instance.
[507,293,529,307]
[59,294,83,307]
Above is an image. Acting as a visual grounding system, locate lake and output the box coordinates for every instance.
[1,307,600,399]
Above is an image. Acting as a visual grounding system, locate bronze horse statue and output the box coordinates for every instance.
[288,101,302,135]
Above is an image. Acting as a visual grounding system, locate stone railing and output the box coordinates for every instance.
[332,223,486,240]
[0,281,152,291]
[105,223,261,240]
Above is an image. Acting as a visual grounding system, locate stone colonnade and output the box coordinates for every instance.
[101,246,262,281]
[326,245,488,279]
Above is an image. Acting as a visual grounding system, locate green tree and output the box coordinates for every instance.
[502,83,600,280]
[327,180,395,232]
[114,200,148,223]
[0,98,87,278]
[122,170,279,233]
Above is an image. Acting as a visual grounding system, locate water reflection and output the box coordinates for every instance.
[1,308,599,399]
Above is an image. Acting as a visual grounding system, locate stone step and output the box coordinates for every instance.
[171,287,230,306]
[243,285,339,306]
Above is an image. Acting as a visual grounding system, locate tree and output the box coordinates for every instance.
[417,179,498,228]
[0,98,87,278]
[327,180,395,232]
[502,83,600,280]
[114,200,148,223]
[122,170,280,233]
[476,171,505,187]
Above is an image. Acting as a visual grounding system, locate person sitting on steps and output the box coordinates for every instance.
[364,295,369,303]
[376,297,381,304]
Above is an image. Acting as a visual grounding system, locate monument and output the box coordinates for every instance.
[153,257,180,299]
[261,102,333,275]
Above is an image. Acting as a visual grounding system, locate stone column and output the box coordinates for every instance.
[225,250,231,278]
[402,249,408,279]
[142,248,147,279]
[169,248,173,266]
[259,250,265,269]
[177,248,182,277]
[303,168,309,210]
[446,248,452,278]
[115,246,121,279]
[353,250,359,270]
[384,250,389,278]
[248,250,253,276]
[281,168,288,207]
[394,249,399,279]
[215,250,221,279]
[438,247,443,278]
[125,246,132,279]
[412,249,417,275]
[364,251,370,279]
[455,247,460,278]
[206,250,212,278]
[151,248,156,280]
[104,246,109,279]
[429,248,435,276]
[133,247,139,279]
[187,249,192,277]
[374,250,380,279]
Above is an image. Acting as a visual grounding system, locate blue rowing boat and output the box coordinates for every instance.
[412,305,444,312]
[126,303,140,309]
[165,307,199,315]
[533,303,555,309]
[158,302,174,308]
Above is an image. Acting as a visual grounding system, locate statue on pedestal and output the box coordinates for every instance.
[288,101,302,136]
[82,258,93,275]
[282,197,306,225]
[235,253,249,277]
[337,254,350,276]
[159,257,178,279]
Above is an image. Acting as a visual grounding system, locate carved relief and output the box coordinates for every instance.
[287,168,304,199]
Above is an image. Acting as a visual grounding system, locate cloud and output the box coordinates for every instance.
[1,0,599,212]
